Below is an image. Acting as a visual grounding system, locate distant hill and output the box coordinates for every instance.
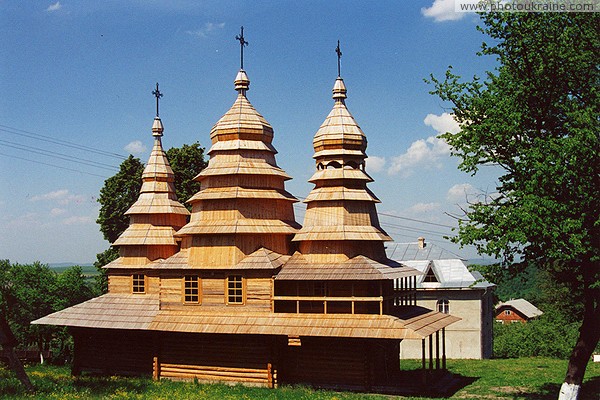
[48,263,98,276]
[48,262,93,268]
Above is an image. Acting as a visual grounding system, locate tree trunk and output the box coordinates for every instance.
[559,271,600,400]
[0,315,34,392]
[4,345,35,392]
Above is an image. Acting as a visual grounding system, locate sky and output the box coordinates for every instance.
[0,0,504,265]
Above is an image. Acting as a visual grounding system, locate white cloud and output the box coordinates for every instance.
[46,1,62,12]
[186,22,226,38]
[50,208,67,216]
[124,140,147,155]
[406,202,441,214]
[423,112,460,135]
[366,156,385,173]
[387,136,450,177]
[30,189,86,205]
[447,183,475,202]
[422,0,464,22]
[30,189,69,202]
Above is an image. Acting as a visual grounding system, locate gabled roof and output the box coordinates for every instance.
[400,259,494,289]
[232,248,290,270]
[496,299,543,319]
[276,252,420,281]
[387,241,464,261]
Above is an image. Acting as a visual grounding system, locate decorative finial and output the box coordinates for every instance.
[335,40,342,77]
[235,26,249,70]
[152,82,163,117]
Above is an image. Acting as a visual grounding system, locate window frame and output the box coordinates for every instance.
[132,274,146,294]
[226,275,245,305]
[436,298,449,314]
[182,275,201,304]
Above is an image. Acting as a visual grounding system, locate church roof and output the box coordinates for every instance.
[276,252,420,280]
[32,295,458,340]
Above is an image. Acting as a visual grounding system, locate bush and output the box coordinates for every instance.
[493,314,580,359]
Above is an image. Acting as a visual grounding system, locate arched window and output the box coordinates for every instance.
[437,298,449,314]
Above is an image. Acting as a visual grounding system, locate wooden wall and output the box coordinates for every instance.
[108,271,160,294]
[160,270,273,311]
[71,328,154,376]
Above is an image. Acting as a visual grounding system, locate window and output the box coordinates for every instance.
[183,275,200,303]
[504,309,512,315]
[132,274,145,294]
[227,275,244,304]
[437,298,449,314]
[423,267,438,283]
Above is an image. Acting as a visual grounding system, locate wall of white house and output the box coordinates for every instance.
[399,289,493,359]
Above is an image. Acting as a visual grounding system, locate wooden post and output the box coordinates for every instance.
[435,331,440,370]
[428,335,433,371]
[421,338,426,384]
[442,328,447,370]
[267,362,273,388]
[153,356,160,380]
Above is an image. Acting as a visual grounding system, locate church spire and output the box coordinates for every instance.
[234,27,250,95]
[151,82,164,137]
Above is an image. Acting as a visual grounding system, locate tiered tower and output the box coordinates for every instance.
[175,68,300,267]
[292,66,391,263]
[111,86,189,266]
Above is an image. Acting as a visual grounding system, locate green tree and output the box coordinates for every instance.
[166,142,207,209]
[96,155,144,244]
[429,13,599,399]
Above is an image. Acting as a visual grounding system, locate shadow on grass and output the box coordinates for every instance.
[513,377,600,400]
[71,374,153,396]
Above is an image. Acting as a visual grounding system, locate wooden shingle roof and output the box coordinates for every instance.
[32,295,458,340]
[276,253,421,281]
[31,294,159,330]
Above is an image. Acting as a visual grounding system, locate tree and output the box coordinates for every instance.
[166,142,207,209]
[96,155,144,244]
[94,144,207,281]
[429,13,599,400]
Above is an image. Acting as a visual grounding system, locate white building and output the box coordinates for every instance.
[388,238,495,359]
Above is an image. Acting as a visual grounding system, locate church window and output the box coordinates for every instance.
[227,275,244,304]
[132,274,146,294]
[183,275,200,303]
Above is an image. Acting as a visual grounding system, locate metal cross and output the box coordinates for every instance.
[152,82,163,117]
[235,26,249,70]
[336,40,342,77]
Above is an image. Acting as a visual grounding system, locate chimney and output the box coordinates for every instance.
[417,237,426,249]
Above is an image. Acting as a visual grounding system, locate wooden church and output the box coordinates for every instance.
[33,34,459,392]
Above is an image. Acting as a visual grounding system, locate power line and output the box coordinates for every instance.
[0,152,110,179]
[0,124,127,160]
[1,141,120,172]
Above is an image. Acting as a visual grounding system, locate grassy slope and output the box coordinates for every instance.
[0,358,598,400]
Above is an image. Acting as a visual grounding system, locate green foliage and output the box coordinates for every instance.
[96,155,144,244]
[166,142,207,209]
[0,260,95,361]
[428,13,600,384]
[1,359,599,399]
[493,315,581,359]
[93,247,118,295]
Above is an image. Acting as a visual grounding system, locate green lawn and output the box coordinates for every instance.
[1,358,598,399]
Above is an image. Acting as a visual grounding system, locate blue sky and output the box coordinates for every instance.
[0,0,502,264]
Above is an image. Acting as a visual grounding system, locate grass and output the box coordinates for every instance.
[0,358,598,399]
